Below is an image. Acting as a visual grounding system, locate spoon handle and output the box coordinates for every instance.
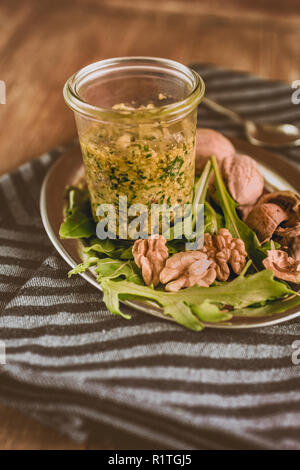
[202,97,244,124]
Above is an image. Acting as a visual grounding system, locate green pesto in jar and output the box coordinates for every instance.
[79,111,196,225]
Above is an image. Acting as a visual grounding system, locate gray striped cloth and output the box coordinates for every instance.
[0,64,300,450]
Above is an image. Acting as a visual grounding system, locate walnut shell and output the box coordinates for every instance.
[257,191,300,239]
[245,203,288,243]
[263,250,300,284]
[258,191,300,213]
[288,236,300,261]
[222,154,264,206]
[195,128,235,174]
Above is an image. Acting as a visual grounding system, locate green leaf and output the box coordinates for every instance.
[164,302,204,331]
[97,269,294,330]
[84,239,119,256]
[68,256,99,277]
[59,211,95,239]
[162,162,212,242]
[163,219,186,241]
[260,239,281,253]
[204,201,224,235]
[59,187,95,239]
[166,239,186,254]
[119,246,134,259]
[200,269,292,308]
[69,255,142,319]
[211,155,267,270]
[232,293,300,317]
[100,278,204,331]
[85,238,134,260]
[192,160,212,231]
[96,258,143,285]
[102,285,131,319]
[191,300,233,323]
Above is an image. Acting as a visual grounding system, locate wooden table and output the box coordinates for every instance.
[1,0,300,450]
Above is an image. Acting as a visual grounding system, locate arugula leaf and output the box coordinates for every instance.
[119,246,134,260]
[59,187,95,239]
[204,201,224,235]
[163,162,211,242]
[96,258,143,285]
[190,300,233,323]
[167,239,186,254]
[97,269,294,330]
[102,285,131,319]
[59,211,95,239]
[85,239,120,257]
[68,256,99,277]
[232,293,300,317]
[211,156,267,270]
[192,160,212,231]
[96,258,143,319]
[193,161,212,211]
[260,239,281,253]
[100,278,204,330]
[84,238,134,260]
[63,186,89,216]
[85,238,116,253]
[68,256,143,320]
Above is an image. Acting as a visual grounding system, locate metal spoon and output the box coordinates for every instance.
[203,97,300,148]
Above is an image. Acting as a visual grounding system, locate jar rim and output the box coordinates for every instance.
[63,56,205,122]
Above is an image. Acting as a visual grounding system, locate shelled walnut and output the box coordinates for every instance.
[199,228,247,281]
[132,235,168,286]
[160,251,216,292]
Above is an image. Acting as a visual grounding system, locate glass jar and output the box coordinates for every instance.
[63,57,204,228]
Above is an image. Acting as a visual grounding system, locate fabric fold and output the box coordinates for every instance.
[0,64,300,450]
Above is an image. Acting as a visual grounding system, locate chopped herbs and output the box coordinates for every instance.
[80,121,195,223]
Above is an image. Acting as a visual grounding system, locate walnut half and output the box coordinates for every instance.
[199,228,247,281]
[132,235,168,286]
[160,251,216,292]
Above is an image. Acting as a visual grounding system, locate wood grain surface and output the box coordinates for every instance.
[1,0,300,176]
[1,0,300,450]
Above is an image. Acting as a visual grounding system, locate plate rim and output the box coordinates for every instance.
[40,142,300,329]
